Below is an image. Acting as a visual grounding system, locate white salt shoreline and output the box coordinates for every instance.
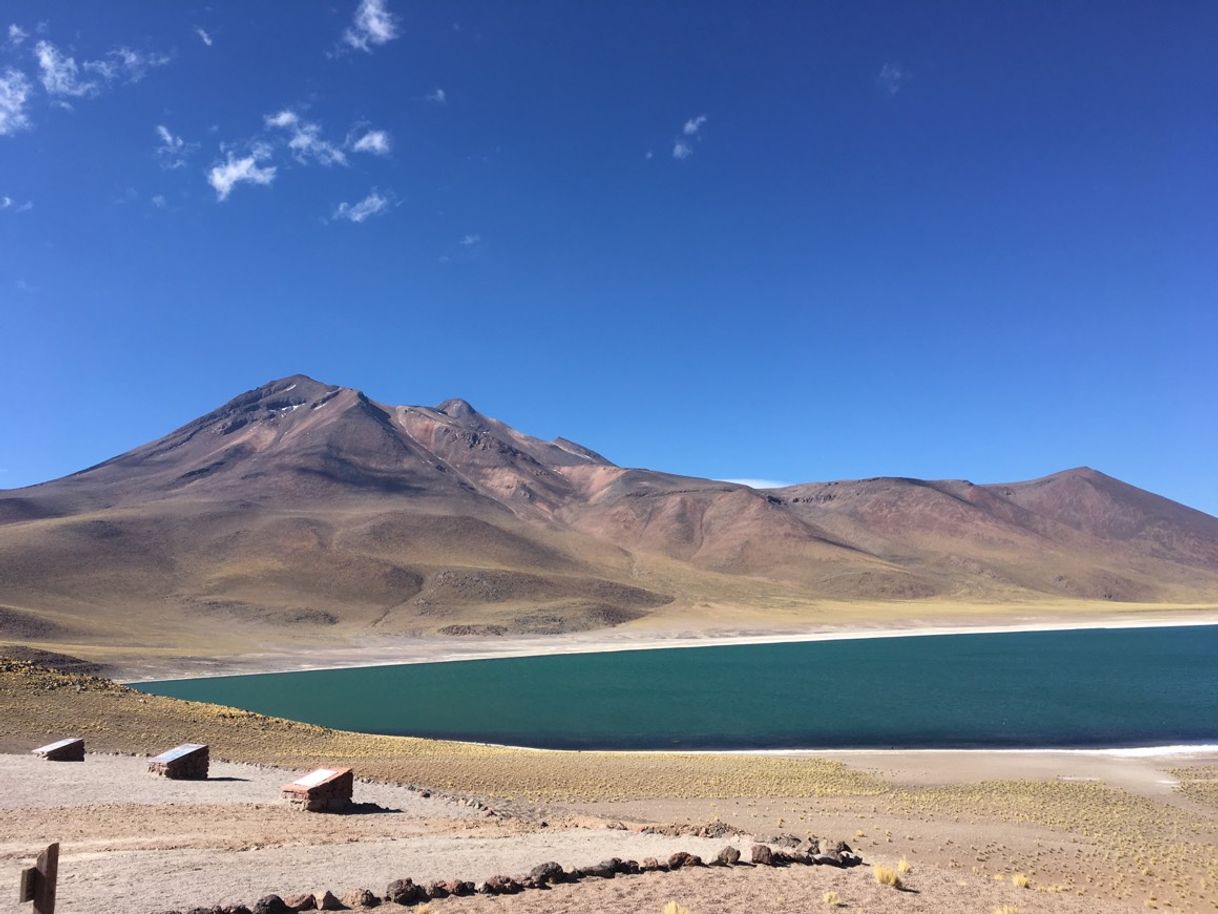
[125,610,1218,683]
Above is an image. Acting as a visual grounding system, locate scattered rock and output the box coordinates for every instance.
[425,881,449,899]
[384,879,425,905]
[283,895,315,912]
[640,857,666,872]
[479,875,522,895]
[528,861,566,885]
[576,859,617,879]
[341,889,378,908]
[714,845,741,866]
[751,844,774,866]
[444,880,475,897]
[667,851,703,870]
[253,897,289,914]
[312,891,341,911]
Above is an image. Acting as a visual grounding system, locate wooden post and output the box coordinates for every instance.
[17,842,57,914]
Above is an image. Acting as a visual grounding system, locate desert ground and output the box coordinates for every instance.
[3,657,1218,914]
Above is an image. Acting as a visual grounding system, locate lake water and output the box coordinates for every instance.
[136,625,1218,750]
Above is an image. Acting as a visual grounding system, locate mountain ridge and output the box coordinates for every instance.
[1,374,1215,657]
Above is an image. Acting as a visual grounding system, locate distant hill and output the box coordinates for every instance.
[1,374,1216,655]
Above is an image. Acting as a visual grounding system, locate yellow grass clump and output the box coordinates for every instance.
[872,864,902,889]
[1011,872,1030,888]
[993,907,1021,914]
[663,903,692,914]
[822,889,841,906]
[897,856,912,874]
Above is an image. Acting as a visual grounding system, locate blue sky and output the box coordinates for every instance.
[1,1,1216,512]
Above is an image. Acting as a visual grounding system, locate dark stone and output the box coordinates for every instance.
[751,844,774,866]
[284,895,315,911]
[667,851,703,870]
[384,879,425,905]
[444,880,475,897]
[254,897,289,914]
[576,859,617,879]
[714,845,741,866]
[528,862,566,885]
[640,857,665,872]
[425,881,449,898]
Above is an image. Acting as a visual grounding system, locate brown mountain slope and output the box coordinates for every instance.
[0,374,1215,658]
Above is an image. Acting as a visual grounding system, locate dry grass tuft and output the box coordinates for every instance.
[993,907,1021,914]
[897,856,912,874]
[872,864,903,889]
[663,903,692,914]
[822,889,841,906]
[1011,872,1030,888]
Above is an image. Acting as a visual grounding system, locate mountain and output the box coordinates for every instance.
[1,374,1216,657]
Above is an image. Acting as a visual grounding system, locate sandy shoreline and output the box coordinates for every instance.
[124,608,1218,683]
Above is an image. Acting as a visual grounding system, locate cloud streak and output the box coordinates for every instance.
[155,124,196,169]
[333,190,389,223]
[35,40,169,98]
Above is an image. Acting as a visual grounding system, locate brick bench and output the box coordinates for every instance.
[281,767,354,812]
[148,743,209,779]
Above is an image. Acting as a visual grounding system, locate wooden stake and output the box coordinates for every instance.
[17,843,58,914]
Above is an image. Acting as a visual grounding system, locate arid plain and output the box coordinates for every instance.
[3,377,1218,913]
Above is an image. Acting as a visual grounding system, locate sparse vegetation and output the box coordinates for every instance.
[663,903,691,914]
[1011,872,1030,888]
[897,856,912,874]
[993,907,1021,914]
[822,889,841,906]
[872,864,903,889]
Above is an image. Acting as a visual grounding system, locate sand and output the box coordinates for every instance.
[0,754,1145,914]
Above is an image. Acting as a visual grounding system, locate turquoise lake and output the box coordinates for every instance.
[136,625,1218,750]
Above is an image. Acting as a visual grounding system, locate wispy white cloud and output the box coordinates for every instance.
[35,40,168,98]
[459,233,480,246]
[35,41,100,96]
[425,87,446,104]
[8,24,27,47]
[265,109,347,165]
[155,124,196,169]
[343,0,399,53]
[89,47,170,83]
[195,27,213,47]
[683,114,707,136]
[150,194,167,209]
[671,113,707,161]
[0,69,31,136]
[207,147,276,201]
[0,194,33,212]
[718,478,792,490]
[351,128,390,155]
[333,189,389,223]
[877,62,908,96]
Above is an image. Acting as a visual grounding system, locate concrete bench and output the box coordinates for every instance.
[32,738,85,762]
